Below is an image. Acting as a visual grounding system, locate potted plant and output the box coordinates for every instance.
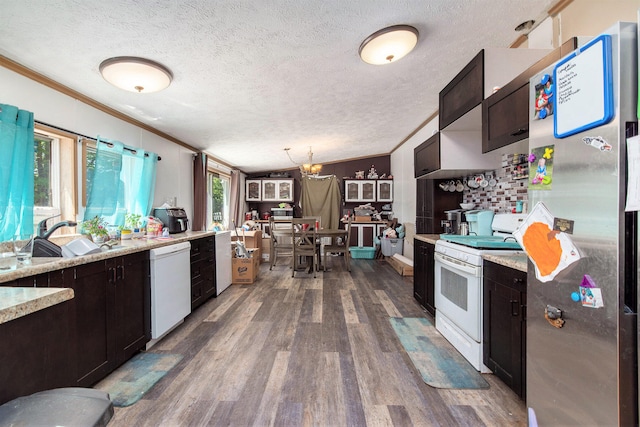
[82,215,109,243]
[122,212,142,239]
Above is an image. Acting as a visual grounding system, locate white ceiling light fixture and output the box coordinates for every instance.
[359,25,419,65]
[99,56,173,93]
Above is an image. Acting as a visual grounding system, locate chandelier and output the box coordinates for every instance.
[285,147,322,176]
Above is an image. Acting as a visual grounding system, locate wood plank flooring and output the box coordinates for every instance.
[104,256,526,426]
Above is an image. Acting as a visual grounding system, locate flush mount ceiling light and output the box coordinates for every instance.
[515,20,535,32]
[359,25,419,65]
[99,56,173,93]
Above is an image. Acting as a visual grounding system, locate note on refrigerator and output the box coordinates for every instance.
[625,135,640,211]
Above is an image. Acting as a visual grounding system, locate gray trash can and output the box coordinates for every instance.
[380,238,403,257]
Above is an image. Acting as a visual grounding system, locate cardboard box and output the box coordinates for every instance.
[231,229,262,253]
[232,248,260,284]
[387,254,414,276]
[354,216,371,222]
[261,237,270,262]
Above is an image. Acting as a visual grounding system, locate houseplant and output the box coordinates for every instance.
[82,215,109,243]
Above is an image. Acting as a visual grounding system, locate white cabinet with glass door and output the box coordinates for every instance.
[246,179,261,202]
[344,180,376,203]
[262,179,294,202]
[376,180,393,202]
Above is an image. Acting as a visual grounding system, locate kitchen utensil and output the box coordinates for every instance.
[448,180,456,192]
[460,203,474,210]
[468,178,479,189]
[456,180,464,192]
[439,182,449,191]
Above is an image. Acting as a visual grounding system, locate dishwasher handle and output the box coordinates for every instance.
[150,241,191,259]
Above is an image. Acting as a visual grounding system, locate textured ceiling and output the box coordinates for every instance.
[0,0,556,173]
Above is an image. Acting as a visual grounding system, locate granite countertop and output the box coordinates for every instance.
[414,234,440,245]
[0,287,74,324]
[483,253,528,272]
[0,230,215,285]
[0,231,218,323]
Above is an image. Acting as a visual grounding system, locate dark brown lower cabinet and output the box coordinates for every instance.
[0,298,76,405]
[483,260,527,399]
[413,239,435,316]
[69,252,150,386]
[191,236,216,310]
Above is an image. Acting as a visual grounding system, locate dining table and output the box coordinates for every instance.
[285,227,348,273]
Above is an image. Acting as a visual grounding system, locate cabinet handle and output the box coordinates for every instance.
[117,264,125,281]
[511,300,519,316]
[510,128,528,137]
[108,267,116,284]
[513,277,523,285]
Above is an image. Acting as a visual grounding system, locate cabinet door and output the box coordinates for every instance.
[414,133,440,178]
[113,251,150,365]
[360,181,376,202]
[483,261,526,398]
[439,50,483,129]
[262,180,277,201]
[277,179,294,202]
[72,260,113,386]
[345,181,360,202]
[413,240,426,307]
[377,180,393,202]
[413,240,435,315]
[482,82,529,153]
[424,242,435,316]
[246,179,262,201]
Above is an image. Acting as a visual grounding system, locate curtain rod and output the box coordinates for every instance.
[35,119,162,161]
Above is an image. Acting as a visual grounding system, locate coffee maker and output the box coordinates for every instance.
[441,209,462,234]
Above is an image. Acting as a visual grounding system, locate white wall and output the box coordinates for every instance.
[0,66,196,224]
[390,116,438,226]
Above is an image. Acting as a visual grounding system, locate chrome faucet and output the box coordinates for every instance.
[37,214,78,239]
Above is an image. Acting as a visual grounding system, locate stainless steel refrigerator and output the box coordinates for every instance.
[526,22,638,426]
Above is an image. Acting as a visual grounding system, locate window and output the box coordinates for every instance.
[207,169,230,229]
[32,126,77,236]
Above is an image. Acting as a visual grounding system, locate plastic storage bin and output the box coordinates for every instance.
[349,246,375,259]
[381,238,403,257]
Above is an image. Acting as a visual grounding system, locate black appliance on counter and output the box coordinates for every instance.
[154,208,189,233]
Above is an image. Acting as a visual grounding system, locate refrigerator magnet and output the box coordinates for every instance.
[579,286,604,308]
[528,145,554,190]
[512,202,581,282]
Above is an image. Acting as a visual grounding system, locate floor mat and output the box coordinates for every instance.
[389,317,489,389]
[94,352,183,407]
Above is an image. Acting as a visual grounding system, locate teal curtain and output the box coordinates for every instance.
[85,137,158,226]
[0,103,34,240]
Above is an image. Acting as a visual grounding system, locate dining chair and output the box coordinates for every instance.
[291,217,318,278]
[269,217,293,270]
[323,217,352,272]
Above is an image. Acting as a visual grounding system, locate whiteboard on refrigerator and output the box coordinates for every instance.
[553,35,614,138]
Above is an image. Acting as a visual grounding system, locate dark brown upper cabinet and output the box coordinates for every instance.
[482,38,579,153]
[414,132,440,178]
[439,48,552,131]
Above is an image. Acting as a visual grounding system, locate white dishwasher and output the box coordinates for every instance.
[148,241,191,348]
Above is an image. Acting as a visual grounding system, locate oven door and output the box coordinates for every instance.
[434,251,482,341]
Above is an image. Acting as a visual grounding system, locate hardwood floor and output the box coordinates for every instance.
[104,256,526,426]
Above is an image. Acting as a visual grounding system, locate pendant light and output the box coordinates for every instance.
[359,25,419,65]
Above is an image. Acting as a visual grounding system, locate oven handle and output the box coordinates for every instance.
[434,252,481,277]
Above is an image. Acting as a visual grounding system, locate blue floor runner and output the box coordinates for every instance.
[389,317,489,389]
[95,352,183,407]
